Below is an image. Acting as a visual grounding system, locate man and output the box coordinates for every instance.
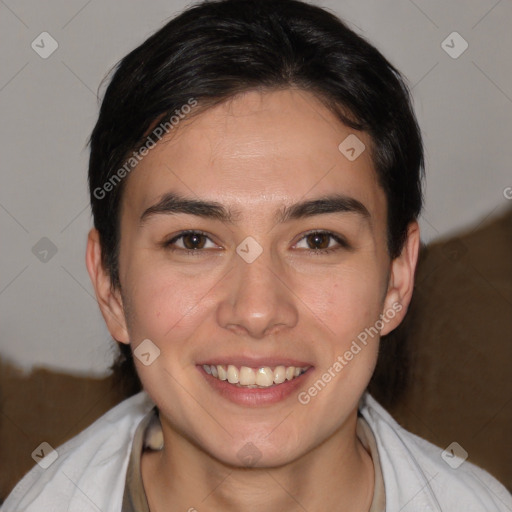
[3,0,511,510]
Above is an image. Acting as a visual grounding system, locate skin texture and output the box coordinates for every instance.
[86,88,420,512]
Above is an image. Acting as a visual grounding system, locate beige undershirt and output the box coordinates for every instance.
[122,407,386,511]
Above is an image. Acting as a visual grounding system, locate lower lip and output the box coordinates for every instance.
[197,366,313,407]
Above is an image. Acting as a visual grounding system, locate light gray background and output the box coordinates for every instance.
[1,0,511,376]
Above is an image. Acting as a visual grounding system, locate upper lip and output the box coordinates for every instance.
[197,356,313,368]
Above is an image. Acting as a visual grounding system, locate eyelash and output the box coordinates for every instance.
[162,230,217,256]
[298,230,350,255]
[162,229,350,256]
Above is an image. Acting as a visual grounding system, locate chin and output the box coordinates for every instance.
[205,435,303,470]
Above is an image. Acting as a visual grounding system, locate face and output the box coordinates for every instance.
[88,88,418,468]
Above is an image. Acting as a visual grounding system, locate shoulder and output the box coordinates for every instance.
[1,391,154,512]
[359,393,512,512]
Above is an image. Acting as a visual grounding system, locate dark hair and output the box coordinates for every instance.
[88,0,424,399]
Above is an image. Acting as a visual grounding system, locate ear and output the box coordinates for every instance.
[379,221,420,336]
[85,228,130,344]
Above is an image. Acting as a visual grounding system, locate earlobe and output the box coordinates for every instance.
[85,228,130,344]
[379,221,420,336]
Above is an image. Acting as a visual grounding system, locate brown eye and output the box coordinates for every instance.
[163,230,218,254]
[306,232,331,250]
[295,230,350,254]
[181,232,207,250]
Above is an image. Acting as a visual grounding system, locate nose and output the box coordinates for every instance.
[216,246,299,339]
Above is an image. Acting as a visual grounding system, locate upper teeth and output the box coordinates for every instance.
[202,364,308,387]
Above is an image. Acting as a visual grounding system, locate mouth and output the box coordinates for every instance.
[197,361,314,407]
[202,363,310,388]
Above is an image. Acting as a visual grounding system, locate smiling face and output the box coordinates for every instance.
[87,88,418,469]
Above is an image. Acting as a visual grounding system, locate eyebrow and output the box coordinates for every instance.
[139,192,371,226]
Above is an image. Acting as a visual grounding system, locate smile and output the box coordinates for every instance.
[202,364,310,388]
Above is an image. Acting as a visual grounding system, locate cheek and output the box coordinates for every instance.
[122,261,214,344]
[298,263,384,338]
[122,264,216,399]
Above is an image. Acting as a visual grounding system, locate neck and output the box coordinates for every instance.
[141,412,374,512]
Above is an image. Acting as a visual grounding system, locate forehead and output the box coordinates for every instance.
[121,88,386,225]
